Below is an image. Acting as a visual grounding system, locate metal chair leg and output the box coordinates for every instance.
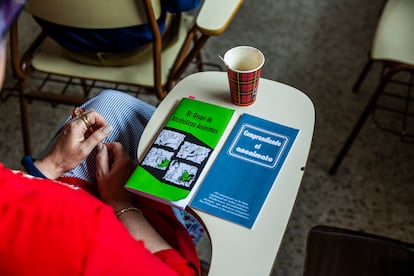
[19,88,32,155]
[353,59,374,93]
[329,64,405,175]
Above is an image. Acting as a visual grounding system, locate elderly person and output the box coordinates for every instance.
[0,1,201,275]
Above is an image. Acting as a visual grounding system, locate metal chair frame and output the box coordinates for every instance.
[9,0,243,155]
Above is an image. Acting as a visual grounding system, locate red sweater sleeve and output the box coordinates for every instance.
[0,164,197,275]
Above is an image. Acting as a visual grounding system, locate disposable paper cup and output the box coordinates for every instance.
[223,46,265,106]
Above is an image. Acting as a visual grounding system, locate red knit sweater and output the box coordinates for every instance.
[0,163,199,275]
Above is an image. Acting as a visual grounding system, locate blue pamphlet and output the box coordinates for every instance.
[190,113,299,228]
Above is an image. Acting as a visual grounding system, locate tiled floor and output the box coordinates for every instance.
[1,0,413,275]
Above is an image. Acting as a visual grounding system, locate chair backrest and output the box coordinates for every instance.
[25,0,162,28]
[303,225,414,276]
[371,0,414,64]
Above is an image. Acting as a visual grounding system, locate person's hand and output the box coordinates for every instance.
[96,142,174,253]
[96,142,137,211]
[96,143,174,253]
[35,110,113,179]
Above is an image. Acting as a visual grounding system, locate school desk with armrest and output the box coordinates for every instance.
[138,71,315,275]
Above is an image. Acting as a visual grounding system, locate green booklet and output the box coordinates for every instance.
[125,97,236,208]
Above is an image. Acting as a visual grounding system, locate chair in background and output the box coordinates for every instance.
[303,225,414,276]
[329,0,414,175]
[9,0,243,155]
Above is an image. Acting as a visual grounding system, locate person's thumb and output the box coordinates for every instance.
[96,143,109,180]
[84,125,113,151]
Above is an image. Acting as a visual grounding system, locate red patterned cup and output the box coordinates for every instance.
[223,46,265,106]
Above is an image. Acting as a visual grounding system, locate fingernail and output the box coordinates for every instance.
[97,143,104,151]
[102,125,113,135]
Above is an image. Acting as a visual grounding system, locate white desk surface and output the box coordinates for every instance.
[138,71,315,275]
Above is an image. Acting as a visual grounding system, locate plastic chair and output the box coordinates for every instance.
[303,225,414,276]
[9,0,243,155]
[329,0,414,175]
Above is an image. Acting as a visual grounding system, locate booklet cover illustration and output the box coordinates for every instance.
[190,113,299,228]
[125,97,235,208]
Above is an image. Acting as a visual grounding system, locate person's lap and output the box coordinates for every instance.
[39,89,205,244]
